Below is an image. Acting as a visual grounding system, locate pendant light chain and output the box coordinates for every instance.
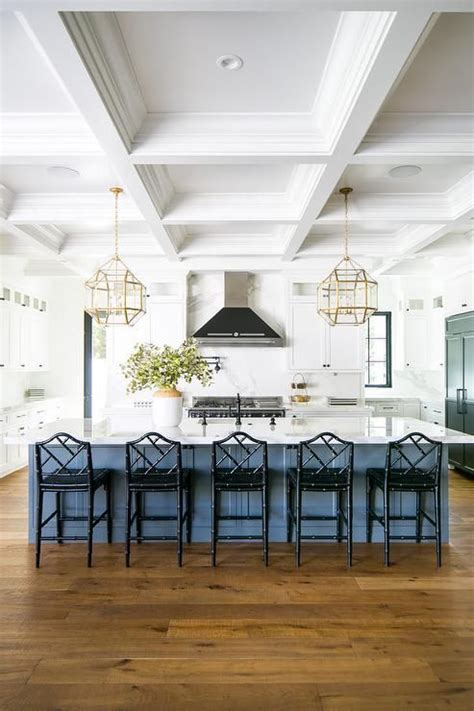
[114,189,119,257]
[343,191,349,260]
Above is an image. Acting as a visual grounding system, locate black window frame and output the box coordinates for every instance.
[365,311,392,388]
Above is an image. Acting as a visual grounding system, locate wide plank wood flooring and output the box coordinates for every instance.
[0,466,473,710]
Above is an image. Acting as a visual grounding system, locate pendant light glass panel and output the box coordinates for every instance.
[317,187,378,326]
[85,187,146,327]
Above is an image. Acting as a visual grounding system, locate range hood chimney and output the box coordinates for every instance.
[193,273,283,347]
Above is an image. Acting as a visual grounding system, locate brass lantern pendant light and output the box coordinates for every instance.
[85,187,146,326]
[317,187,377,326]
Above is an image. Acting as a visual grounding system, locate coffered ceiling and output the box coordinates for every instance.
[0,0,473,281]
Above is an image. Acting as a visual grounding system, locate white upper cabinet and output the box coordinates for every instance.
[0,288,49,372]
[327,324,365,371]
[444,271,473,317]
[289,302,326,371]
[403,312,429,370]
[288,295,364,372]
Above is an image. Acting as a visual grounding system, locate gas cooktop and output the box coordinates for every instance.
[188,396,286,418]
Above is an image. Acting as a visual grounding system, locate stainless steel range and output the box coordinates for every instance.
[188,396,286,419]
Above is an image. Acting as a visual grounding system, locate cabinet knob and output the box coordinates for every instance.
[20,364,25,368]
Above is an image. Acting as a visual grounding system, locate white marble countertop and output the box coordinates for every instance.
[5,416,474,446]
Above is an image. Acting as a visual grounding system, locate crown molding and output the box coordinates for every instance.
[61,11,146,151]
[0,113,102,160]
[132,113,327,162]
[355,112,474,161]
[0,185,14,219]
[447,172,474,219]
[8,192,143,223]
[135,164,174,217]
[314,11,395,151]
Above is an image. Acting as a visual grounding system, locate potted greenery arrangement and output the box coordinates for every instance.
[121,338,213,427]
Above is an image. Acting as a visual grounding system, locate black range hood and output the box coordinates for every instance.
[193,273,284,347]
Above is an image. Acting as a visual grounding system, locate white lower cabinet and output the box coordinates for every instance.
[0,399,63,477]
[420,401,444,426]
[289,302,364,372]
[366,398,420,419]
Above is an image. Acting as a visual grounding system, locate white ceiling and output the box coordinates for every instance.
[337,163,473,194]
[117,10,339,113]
[166,164,294,193]
[0,3,473,281]
[0,13,73,112]
[384,13,474,113]
[0,159,119,193]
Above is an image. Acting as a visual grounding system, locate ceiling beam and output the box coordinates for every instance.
[16,8,180,260]
[3,1,473,11]
[282,8,433,260]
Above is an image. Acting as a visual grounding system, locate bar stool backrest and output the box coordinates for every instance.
[126,432,183,481]
[35,432,93,482]
[298,432,354,481]
[387,432,442,483]
[212,431,268,478]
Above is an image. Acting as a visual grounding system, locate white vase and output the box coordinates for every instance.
[152,389,183,428]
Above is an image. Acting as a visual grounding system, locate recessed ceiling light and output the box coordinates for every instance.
[388,165,422,179]
[47,166,81,179]
[216,54,243,71]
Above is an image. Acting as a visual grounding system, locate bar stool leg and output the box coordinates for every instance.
[177,487,183,567]
[211,485,217,567]
[106,479,112,544]
[295,487,302,567]
[286,478,293,543]
[383,486,390,567]
[125,488,132,567]
[35,489,44,568]
[347,486,353,567]
[135,491,142,544]
[366,478,373,543]
[262,484,268,566]
[56,491,63,544]
[186,485,192,544]
[434,486,442,567]
[87,488,94,568]
[337,490,343,543]
[416,491,422,543]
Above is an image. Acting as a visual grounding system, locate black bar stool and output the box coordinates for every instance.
[286,432,354,567]
[211,431,269,566]
[366,432,443,566]
[125,432,191,567]
[35,432,112,567]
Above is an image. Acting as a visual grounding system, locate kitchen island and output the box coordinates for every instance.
[7,416,474,545]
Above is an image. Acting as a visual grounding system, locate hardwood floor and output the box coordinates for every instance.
[0,467,473,710]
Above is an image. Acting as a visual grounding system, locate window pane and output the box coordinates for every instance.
[368,362,386,385]
[369,315,386,338]
[369,339,386,361]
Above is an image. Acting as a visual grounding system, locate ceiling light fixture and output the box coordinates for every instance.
[388,165,422,178]
[47,166,80,179]
[85,187,147,327]
[317,187,378,326]
[216,54,243,71]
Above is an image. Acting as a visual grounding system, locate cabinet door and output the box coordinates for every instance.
[430,309,445,370]
[402,402,420,419]
[289,303,326,371]
[463,403,474,475]
[149,301,186,348]
[463,332,474,403]
[327,325,364,371]
[446,401,464,469]
[404,314,428,369]
[29,310,49,370]
[19,310,32,371]
[446,334,463,399]
[0,302,11,369]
